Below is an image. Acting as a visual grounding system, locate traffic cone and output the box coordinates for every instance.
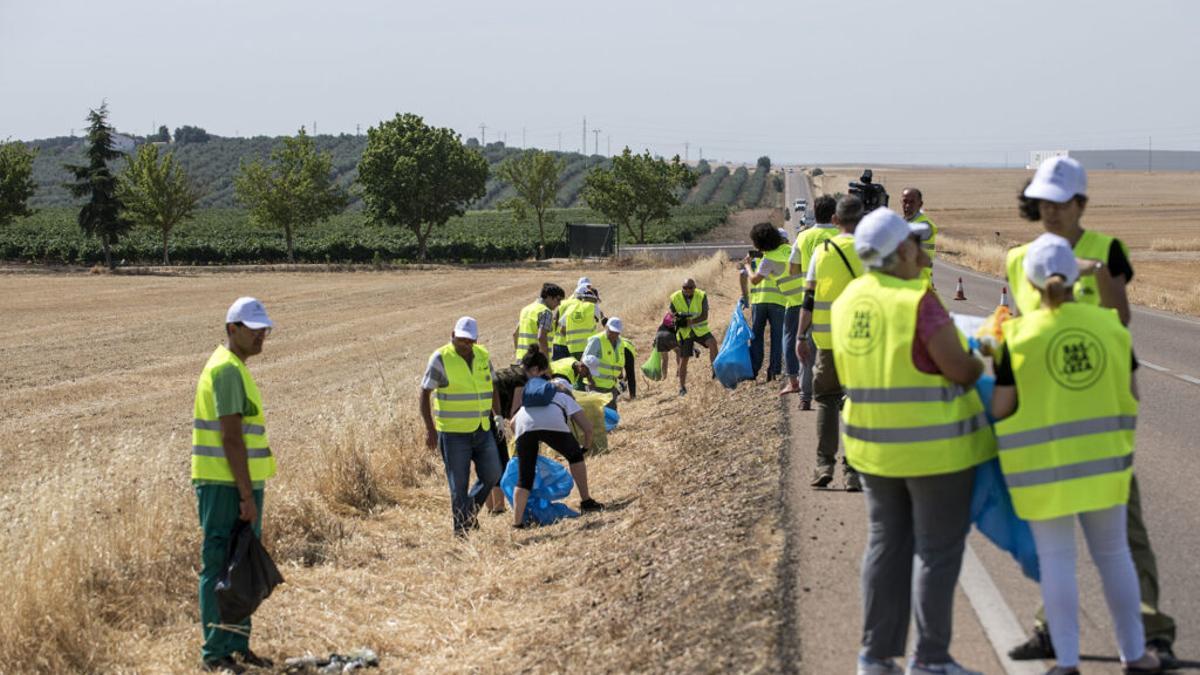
[953,278,967,301]
[1000,286,1009,308]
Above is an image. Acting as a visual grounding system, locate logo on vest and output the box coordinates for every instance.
[843,296,883,356]
[1046,328,1107,390]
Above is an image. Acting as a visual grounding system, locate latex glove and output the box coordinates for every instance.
[493,414,507,441]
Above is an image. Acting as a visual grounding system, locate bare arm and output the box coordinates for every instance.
[220,414,257,522]
[570,409,594,450]
[992,385,1017,420]
[419,387,437,450]
[509,385,524,419]
[925,323,984,386]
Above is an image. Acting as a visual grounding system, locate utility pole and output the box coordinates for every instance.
[582,117,587,154]
[558,132,562,152]
[356,123,361,136]
[313,121,317,135]
[592,128,602,156]
[503,131,508,145]
[479,123,487,145]
[699,146,703,161]
[685,141,690,162]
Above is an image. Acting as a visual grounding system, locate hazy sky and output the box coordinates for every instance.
[3,0,1199,165]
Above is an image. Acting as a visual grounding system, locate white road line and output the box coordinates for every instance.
[1179,374,1200,386]
[1141,361,1170,372]
[959,544,1047,675]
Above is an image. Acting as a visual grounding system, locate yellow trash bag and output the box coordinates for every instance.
[572,391,611,455]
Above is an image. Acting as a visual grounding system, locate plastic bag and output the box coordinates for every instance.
[713,299,754,389]
[215,519,285,624]
[604,407,620,432]
[641,349,664,381]
[572,391,611,454]
[969,375,1040,581]
[500,455,579,525]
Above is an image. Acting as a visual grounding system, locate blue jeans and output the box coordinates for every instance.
[750,302,785,378]
[438,428,502,535]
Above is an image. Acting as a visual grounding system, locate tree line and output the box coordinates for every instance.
[0,103,736,266]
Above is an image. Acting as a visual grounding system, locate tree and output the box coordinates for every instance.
[582,147,697,244]
[149,125,170,142]
[234,127,348,263]
[496,149,565,258]
[174,125,210,144]
[117,144,201,264]
[757,155,772,171]
[357,113,489,261]
[0,141,37,227]
[64,102,130,268]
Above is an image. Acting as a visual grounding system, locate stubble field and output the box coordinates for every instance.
[0,258,788,672]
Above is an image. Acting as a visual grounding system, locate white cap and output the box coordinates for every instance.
[574,283,590,297]
[1025,156,1087,204]
[225,297,273,329]
[582,354,602,378]
[606,317,623,334]
[777,227,790,242]
[578,276,592,287]
[853,208,931,269]
[453,316,478,340]
[1024,233,1079,289]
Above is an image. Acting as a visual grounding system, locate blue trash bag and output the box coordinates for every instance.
[604,407,619,432]
[713,298,754,389]
[500,454,579,525]
[969,375,1041,581]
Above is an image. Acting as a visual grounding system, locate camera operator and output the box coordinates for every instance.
[848,169,889,213]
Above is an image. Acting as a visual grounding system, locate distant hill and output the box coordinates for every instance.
[20,134,779,211]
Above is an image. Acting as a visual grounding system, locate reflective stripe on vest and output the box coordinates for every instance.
[563,300,598,352]
[994,302,1136,521]
[431,343,493,433]
[670,289,711,339]
[191,345,277,483]
[586,333,626,390]
[516,300,551,357]
[750,243,791,306]
[1006,231,1128,317]
[812,234,862,349]
[831,272,996,478]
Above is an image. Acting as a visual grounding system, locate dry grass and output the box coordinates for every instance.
[0,254,786,672]
[1149,237,1200,252]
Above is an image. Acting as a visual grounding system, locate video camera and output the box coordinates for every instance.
[848,169,889,213]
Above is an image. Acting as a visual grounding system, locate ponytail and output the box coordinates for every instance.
[520,344,549,371]
[1043,275,1071,308]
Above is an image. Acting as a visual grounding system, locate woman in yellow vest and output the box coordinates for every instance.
[831,209,995,675]
[742,223,792,381]
[991,234,1160,675]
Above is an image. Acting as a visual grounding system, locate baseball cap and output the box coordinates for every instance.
[226,297,273,329]
[582,354,602,378]
[1023,233,1079,289]
[453,316,479,340]
[1024,156,1087,204]
[853,208,931,269]
[578,276,592,287]
[606,317,624,334]
[574,283,591,297]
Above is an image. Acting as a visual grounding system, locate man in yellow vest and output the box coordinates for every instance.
[583,317,626,410]
[193,297,277,673]
[742,223,792,381]
[901,187,937,281]
[420,316,503,536]
[1002,156,1175,668]
[669,277,719,396]
[558,288,602,360]
[782,195,838,408]
[796,195,865,489]
[549,355,594,390]
[513,283,565,360]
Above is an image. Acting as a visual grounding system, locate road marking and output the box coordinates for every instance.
[1179,374,1200,386]
[959,544,1047,675]
[1141,361,1169,372]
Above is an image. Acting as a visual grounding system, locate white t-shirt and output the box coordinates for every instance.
[513,391,582,437]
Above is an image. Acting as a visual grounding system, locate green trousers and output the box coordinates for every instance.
[1035,475,1176,645]
[196,484,264,662]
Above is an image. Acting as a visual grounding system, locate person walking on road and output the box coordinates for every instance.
[1003,157,1176,668]
[833,209,996,675]
[420,316,504,537]
[781,194,838,407]
[741,223,792,381]
[991,234,1161,675]
[669,277,719,396]
[193,297,278,674]
[901,188,938,281]
[513,283,565,360]
[797,195,865,490]
[583,317,626,410]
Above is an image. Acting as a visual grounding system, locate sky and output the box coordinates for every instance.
[3,0,1199,166]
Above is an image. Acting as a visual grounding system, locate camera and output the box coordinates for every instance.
[848,169,889,213]
[746,249,763,259]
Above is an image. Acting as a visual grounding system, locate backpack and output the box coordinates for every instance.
[522,376,558,407]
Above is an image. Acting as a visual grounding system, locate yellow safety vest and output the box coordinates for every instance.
[1006,230,1128,316]
[750,243,792,306]
[516,299,551,358]
[192,345,276,483]
[794,226,837,276]
[551,357,580,386]
[587,333,626,391]
[552,298,575,349]
[563,299,599,354]
[811,234,863,349]
[995,303,1136,521]
[831,272,996,477]
[911,212,937,260]
[621,337,638,362]
[432,343,493,433]
[670,289,711,340]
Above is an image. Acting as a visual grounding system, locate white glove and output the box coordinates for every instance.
[493,414,507,441]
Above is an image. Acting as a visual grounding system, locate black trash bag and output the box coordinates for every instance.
[215,519,285,624]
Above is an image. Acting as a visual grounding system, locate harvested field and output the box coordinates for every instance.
[0,257,786,672]
[811,166,1200,315]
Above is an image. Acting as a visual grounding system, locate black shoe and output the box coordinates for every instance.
[1008,628,1055,660]
[236,650,273,669]
[810,467,834,488]
[800,399,812,411]
[844,471,863,492]
[203,656,246,674]
[580,498,606,512]
[1145,639,1176,670]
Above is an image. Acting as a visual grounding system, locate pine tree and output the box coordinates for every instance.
[64,102,131,268]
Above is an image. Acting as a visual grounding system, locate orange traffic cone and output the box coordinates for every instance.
[953,278,967,301]
[1000,286,1009,308]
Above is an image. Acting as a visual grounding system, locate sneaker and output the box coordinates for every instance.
[845,471,863,492]
[580,498,606,512]
[203,656,246,674]
[906,659,982,675]
[800,399,812,411]
[1042,667,1079,675]
[679,386,687,396]
[1145,639,1176,670]
[1008,628,1055,660]
[810,466,834,488]
[236,650,274,669]
[858,654,903,675]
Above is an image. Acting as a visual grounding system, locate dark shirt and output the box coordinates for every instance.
[1107,239,1134,283]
